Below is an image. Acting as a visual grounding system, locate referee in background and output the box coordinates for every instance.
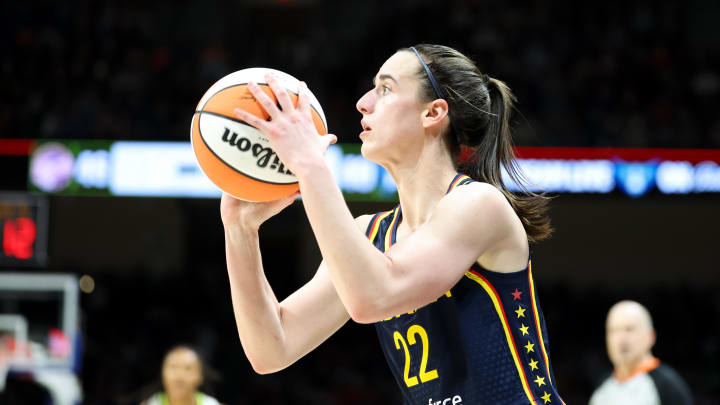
[590,300,692,405]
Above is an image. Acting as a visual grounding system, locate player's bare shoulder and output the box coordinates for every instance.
[434,180,523,245]
[354,214,375,232]
[439,181,513,217]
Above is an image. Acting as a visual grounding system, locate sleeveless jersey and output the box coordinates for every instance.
[365,174,564,405]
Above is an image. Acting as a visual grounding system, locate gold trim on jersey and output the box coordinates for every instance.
[528,262,553,386]
[465,270,539,405]
[368,210,394,245]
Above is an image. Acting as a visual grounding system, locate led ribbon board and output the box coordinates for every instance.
[508,147,720,197]
[23,140,720,199]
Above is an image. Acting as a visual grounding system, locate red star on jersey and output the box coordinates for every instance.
[511,288,523,301]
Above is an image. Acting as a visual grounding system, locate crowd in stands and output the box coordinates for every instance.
[2,0,719,148]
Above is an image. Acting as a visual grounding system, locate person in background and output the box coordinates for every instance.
[589,300,692,405]
[141,345,223,405]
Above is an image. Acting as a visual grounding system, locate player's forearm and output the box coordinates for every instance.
[224,226,294,373]
[295,160,395,321]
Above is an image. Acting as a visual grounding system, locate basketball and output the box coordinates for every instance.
[191,68,328,202]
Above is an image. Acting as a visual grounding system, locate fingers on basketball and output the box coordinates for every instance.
[265,74,294,113]
[248,81,281,119]
[192,68,328,202]
[233,108,265,130]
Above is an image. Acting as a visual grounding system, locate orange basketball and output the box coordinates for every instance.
[191,68,328,201]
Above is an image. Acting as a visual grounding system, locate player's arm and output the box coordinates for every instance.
[225,234,349,374]
[222,194,363,373]
[296,170,523,323]
[234,74,524,324]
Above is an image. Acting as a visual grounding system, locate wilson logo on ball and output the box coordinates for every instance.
[219,127,293,176]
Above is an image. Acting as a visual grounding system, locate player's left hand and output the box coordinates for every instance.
[233,73,337,178]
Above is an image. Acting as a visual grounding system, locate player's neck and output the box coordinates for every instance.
[389,146,457,231]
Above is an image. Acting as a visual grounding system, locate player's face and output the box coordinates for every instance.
[356,51,428,165]
[605,307,655,371]
[161,348,203,399]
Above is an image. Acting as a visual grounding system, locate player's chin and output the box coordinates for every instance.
[359,141,381,162]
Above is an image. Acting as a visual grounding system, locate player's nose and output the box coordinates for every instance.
[356,90,375,114]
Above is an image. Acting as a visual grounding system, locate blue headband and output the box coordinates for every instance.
[410,46,463,140]
[410,46,445,100]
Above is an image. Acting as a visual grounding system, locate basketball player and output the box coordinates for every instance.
[141,346,223,405]
[225,44,564,404]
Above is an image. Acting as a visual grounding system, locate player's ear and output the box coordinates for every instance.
[422,99,450,133]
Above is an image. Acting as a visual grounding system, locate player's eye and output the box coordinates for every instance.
[381,85,391,96]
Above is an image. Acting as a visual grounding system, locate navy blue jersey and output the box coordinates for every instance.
[365,174,564,405]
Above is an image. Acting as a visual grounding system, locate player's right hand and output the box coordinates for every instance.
[220,191,299,230]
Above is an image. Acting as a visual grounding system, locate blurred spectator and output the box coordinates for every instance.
[589,300,693,405]
[140,345,224,405]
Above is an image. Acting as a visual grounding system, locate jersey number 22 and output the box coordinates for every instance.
[393,324,439,387]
